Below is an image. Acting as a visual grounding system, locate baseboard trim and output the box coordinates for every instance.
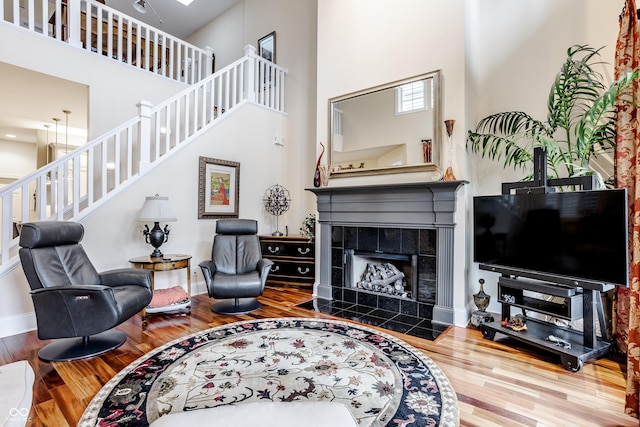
[0,312,36,339]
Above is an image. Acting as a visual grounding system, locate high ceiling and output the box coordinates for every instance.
[105,0,240,40]
[1,0,239,147]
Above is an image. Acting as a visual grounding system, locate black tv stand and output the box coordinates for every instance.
[479,271,612,372]
[479,147,612,372]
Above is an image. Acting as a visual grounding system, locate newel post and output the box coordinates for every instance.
[138,100,153,174]
[205,46,214,75]
[66,0,82,48]
[245,45,257,103]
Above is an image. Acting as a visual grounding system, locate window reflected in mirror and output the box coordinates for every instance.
[329,70,441,178]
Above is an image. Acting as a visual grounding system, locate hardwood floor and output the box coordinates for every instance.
[0,287,636,427]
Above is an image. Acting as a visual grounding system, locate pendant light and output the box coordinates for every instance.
[44,124,50,164]
[63,109,71,154]
[44,124,51,184]
[52,117,61,160]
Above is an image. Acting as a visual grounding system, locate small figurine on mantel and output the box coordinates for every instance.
[470,279,495,327]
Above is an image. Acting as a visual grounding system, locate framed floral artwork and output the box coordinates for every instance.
[198,156,240,219]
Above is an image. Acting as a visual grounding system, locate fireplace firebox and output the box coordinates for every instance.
[347,250,418,299]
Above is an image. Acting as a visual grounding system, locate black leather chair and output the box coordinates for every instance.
[199,219,273,314]
[18,221,152,362]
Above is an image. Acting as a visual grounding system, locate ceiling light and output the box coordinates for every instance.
[132,0,163,24]
[132,0,146,14]
[175,0,195,5]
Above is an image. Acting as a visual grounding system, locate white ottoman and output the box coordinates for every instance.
[0,360,35,427]
[149,401,358,427]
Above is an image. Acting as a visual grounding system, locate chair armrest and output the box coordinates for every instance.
[100,268,152,289]
[198,260,216,286]
[258,258,274,288]
[30,285,121,339]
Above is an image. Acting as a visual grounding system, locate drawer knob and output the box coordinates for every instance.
[267,245,280,254]
[270,265,280,272]
[297,267,310,275]
[297,247,311,255]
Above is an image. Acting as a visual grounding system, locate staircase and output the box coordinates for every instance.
[2,0,213,84]
[0,0,288,275]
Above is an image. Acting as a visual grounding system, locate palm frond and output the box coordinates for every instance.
[468,44,639,183]
[577,69,639,155]
[548,45,606,133]
[467,111,546,171]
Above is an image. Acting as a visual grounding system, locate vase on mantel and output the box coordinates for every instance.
[443,119,457,181]
[313,142,326,188]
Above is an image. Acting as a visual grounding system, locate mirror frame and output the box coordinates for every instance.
[327,70,442,178]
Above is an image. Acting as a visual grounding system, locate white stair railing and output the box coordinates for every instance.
[1,0,213,84]
[0,45,287,273]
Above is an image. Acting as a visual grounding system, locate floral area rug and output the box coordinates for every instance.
[78,318,458,426]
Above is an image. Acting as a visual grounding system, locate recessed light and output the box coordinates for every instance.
[175,0,194,5]
[5,134,16,138]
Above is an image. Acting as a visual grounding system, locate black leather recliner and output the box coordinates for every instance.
[19,221,152,362]
[199,219,273,314]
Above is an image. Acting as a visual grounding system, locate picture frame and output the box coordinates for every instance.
[258,31,276,63]
[198,157,240,219]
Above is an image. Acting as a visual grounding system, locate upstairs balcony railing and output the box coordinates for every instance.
[1,0,213,84]
[0,45,287,273]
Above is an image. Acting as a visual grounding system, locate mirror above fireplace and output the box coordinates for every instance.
[328,70,442,178]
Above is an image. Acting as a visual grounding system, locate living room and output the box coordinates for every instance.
[0,0,638,425]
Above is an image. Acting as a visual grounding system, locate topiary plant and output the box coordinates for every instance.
[467,44,638,187]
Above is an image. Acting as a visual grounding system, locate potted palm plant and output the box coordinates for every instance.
[467,44,638,187]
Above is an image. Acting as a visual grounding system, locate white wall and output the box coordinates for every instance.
[465,0,623,315]
[188,2,245,71]
[189,0,319,222]
[317,0,470,325]
[0,24,186,139]
[0,0,318,337]
[80,105,289,283]
[317,0,624,325]
[0,140,36,180]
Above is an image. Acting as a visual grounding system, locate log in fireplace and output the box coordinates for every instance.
[347,250,417,298]
[308,181,466,327]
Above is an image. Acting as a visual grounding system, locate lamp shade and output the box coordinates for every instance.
[138,195,176,222]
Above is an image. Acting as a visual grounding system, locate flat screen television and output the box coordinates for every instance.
[473,189,629,290]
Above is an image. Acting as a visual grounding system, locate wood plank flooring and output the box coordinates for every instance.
[0,286,636,427]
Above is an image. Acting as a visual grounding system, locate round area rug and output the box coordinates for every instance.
[78,318,458,426]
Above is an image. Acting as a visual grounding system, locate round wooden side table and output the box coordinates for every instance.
[129,254,192,317]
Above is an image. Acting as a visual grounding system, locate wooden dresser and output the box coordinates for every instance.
[259,235,315,287]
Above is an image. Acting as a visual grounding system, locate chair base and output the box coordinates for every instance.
[38,330,127,362]
[211,298,262,315]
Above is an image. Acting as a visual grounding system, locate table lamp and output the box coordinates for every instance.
[138,194,176,258]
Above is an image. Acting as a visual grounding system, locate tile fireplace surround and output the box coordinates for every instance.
[306,181,467,339]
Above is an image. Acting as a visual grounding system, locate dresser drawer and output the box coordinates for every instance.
[269,260,315,279]
[261,240,314,259]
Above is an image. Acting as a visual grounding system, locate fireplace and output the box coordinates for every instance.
[308,181,466,327]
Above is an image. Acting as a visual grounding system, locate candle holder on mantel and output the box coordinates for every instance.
[443,119,456,181]
[470,279,495,327]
